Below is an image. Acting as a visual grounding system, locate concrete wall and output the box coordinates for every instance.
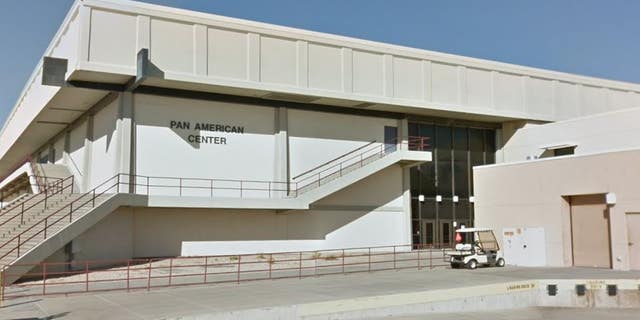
[474,149,640,270]
[53,165,407,259]
[288,109,397,178]
[134,94,276,187]
[68,119,88,188]
[501,107,640,162]
[77,0,640,122]
[88,98,119,189]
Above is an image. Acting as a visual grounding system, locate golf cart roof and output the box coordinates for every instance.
[456,227,494,233]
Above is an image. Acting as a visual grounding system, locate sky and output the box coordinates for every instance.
[0,0,639,125]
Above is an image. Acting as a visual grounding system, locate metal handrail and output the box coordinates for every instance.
[0,136,430,264]
[292,140,377,180]
[293,136,430,192]
[1,242,452,300]
[0,176,74,226]
[0,175,117,262]
[0,175,66,213]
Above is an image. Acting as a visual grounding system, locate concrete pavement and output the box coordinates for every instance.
[0,266,639,319]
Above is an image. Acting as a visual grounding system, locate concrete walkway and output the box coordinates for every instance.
[0,267,639,319]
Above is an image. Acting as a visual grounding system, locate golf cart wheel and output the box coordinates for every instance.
[496,258,505,267]
[466,259,478,270]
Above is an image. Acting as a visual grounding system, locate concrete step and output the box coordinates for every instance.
[0,193,113,259]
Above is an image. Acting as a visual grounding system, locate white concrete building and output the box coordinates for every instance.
[0,0,639,282]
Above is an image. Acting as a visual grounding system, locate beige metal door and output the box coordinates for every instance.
[626,213,640,270]
[570,194,611,268]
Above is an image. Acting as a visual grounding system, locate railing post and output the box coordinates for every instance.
[42,262,46,295]
[147,258,152,291]
[169,258,174,286]
[20,203,24,223]
[69,204,73,223]
[342,249,345,274]
[368,247,371,272]
[179,178,182,196]
[85,261,89,292]
[147,176,150,195]
[117,174,120,193]
[44,219,48,239]
[393,246,396,269]
[269,253,272,279]
[430,247,433,269]
[17,235,20,257]
[237,255,241,284]
[1,266,5,302]
[317,173,320,187]
[202,257,206,284]
[240,181,243,198]
[92,190,95,207]
[298,252,302,279]
[417,247,421,270]
[268,181,271,198]
[126,260,130,292]
[210,179,213,198]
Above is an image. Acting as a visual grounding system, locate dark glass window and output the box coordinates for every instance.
[436,126,452,197]
[485,130,496,164]
[554,147,575,156]
[424,222,434,245]
[453,127,469,197]
[421,200,437,220]
[407,121,496,246]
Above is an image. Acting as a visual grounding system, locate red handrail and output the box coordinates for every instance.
[1,242,452,300]
[0,176,74,229]
[0,175,67,217]
[0,175,119,261]
[0,137,431,264]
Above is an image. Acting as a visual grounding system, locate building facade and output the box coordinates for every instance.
[0,0,639,282]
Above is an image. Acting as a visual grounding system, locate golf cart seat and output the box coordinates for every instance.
[455,243,472,251]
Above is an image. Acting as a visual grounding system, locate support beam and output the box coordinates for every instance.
[116,92,135,193]
[399,118,413,246]
[274,107,289,196]
[81,115,94,192]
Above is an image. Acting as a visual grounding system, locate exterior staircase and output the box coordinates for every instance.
[0,137,431,284]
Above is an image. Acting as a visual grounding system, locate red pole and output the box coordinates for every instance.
[298,252,302,279]
[269,253,272,279]
[42,263,46,295]
[169,258,174,286]
[1,266,5,301]
[147,259,151,291]
[85,261,89,292]
[430,247,433,269]
[237,255,241,284]
[126,260,130,292]
[393,246,396,269]
[202,257,206,284]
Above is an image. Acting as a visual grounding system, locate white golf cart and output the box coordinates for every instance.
[446,227,505,269]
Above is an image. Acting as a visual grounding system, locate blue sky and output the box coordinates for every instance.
[1,0,639,125]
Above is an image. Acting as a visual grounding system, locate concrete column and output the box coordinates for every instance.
[116,92,135,193]
[399,118,413,246]
[63,131,71,164]
[274,107,289,197]
[81,115,94,192]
